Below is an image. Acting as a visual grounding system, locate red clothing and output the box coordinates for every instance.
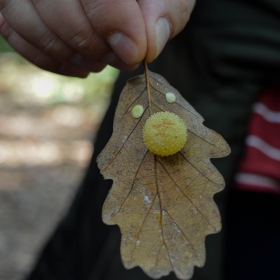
[235,87,280,195]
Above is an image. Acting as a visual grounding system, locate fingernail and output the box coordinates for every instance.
[107,32,139,65]
[155,17,171,58]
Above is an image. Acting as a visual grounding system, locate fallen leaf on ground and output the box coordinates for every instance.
[97,70,230,279]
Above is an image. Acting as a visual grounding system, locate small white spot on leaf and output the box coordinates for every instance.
[166,92,176,103]
[144,195,151,203]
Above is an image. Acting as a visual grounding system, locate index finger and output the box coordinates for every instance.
[81,0,147,65]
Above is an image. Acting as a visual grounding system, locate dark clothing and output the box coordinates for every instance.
[27,0,280,279]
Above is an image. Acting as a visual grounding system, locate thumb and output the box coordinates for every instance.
[81,0,147,65]
[138,0,196,62]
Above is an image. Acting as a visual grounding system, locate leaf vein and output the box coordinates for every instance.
[120,87,146,119]
[157,159,216,231]
[130,195,157,262]
[113,150,149,217]
[155,155,175,273]
[104,107,148,171]
[179,151,222,188]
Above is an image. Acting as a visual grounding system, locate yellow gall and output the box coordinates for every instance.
[132,105,144,118]
[143,112,187,156]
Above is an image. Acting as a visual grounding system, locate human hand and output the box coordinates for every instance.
[0,0,195,77]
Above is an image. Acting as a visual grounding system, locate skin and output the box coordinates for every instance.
[0,0,196,77]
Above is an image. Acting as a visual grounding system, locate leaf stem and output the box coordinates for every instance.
[143,61,152,115]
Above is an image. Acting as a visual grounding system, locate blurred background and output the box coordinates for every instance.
[0,36,119,280]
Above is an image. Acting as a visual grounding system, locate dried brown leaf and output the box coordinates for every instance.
[97,70,230,279]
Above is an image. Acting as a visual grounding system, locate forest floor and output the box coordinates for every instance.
[0,52,118,280]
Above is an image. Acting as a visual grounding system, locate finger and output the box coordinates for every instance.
[32,0,110,60]
[0,13,90,77]
[70,54,107,72]
[101,52,139,71]
[138,0,196,62]
[1,0,113,72]
[81,0,147,65]
[0,0,75,62]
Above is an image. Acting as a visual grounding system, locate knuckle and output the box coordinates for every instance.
[37,32,74,63]
[75,36,94,51]
[68,30,97,53]
[38,32,59,55]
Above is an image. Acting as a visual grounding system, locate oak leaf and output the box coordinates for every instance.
[97,70,230,279]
